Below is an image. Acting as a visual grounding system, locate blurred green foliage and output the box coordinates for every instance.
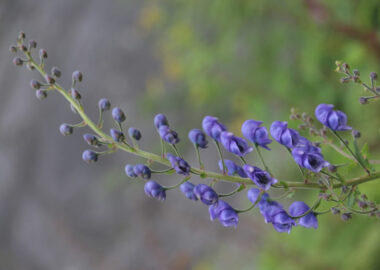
[138,0,380,269]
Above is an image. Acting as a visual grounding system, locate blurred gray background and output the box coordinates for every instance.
[0,1,265,269]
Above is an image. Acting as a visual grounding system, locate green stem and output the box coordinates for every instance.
[24,54,380,190]
[219,184,244,198]
[151,168,174,174]
[171,144,181,157]
[331,130,370,175]
[288,198,322,219]
[236,191,264,213]
[164,176,190,190]
[286,147,305,178]
[214,140,226,174]
[194,145,204,169]
[254,143,271,173]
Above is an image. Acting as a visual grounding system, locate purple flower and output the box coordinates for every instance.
[209,200,239,228]
[289,201,318,229]
[180,182,198,201]
[241,120,272,150]
[271,211,296,234]
[144,180,166,201]
[188,129,208,148]
[218,159,247,177]
[220,131,253,157]
[59,123,73,136]
[98,98,111,111]
[83,134,99,146]
[193,184,218,205]
[167,153,191,175]
[243,165,278,190]
[125,164,137,178]
[110,128,125,142]
[292,144,329,173]
[82,150,98,163]
[259,200,284,223]
[158,125,180,144]
[112,107,126,123]
[202,116,227,142]
[315,104,351,131]
[133,164,152,179]
[154,114,169,129]
[247,188,269,207]
[128,127,142,141]
[270,121,304,148]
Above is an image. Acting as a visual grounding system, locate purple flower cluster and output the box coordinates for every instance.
[243,165,277,190]
[167,153,191,175]
[154,114,180,144]
[247,188,318,233]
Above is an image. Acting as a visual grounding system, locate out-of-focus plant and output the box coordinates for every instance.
[9,32,380,236]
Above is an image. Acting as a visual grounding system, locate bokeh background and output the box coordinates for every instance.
[1,0,380,269]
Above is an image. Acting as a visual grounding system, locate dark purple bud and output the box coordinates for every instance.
[44,74,55,84]
[26,63,35,71]
[72,70,83,82]
[188,129,208,148]
[341,212,352,221]
[271,211,295,234]
[241,119,272,150]
[353,69,360,76]
[315,104,351,131]
[18,31,26,40]
[82,150,98,163]
[39,49,48,58]
[327,164,337,173]
[13,57,23,66]
[218,159,246,177]
[193,184,218,205]
[292,143,329,173]
[167,153,191,175]
[35,90,47,100]
[180,182,198,201]
[133,164,151,179]
[220,131,253,157]
[51,67,61,77]
[359,97,368,105]
[144,180,166,201]
[209,200,239,228]
[30,80,41,89]
[154,113,169,129]
[352,130,361,138]
[202,116,227,142]
[331,207,340,215]
[9,45,17,53]
[98,98,111,111]
[110,128,125,142]
[70,88,81,100]
[28,40,37,49]
[370,72,378,80]
[59,124,73,136]
[112,107,126,123]
[243,164,278,190]
[125,164,137,178]
[158,125,180,144]
[19,44,28,52]
[357,200,367,209]
[83,133,99,146]
[128,127,141,141]
[289,201,318,229]
[270,121,305,148]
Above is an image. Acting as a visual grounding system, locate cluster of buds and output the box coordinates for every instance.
[9,32,380,234]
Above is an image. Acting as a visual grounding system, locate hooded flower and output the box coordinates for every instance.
[209,200,239,228]
[289,201,318,229]
[193,184,218,205]
[133,164,152,179]
[167,153,191,175]
[188,129,208,148]
[158,125,180,144]
[241,119,272,150]
[220,131,253,157]
[202,116,227,142]
[154,113,169,129]
[292,144,329,173]
[243,164,278,190]
[247,188,269,207]
[218,159,247,177]
[271,211,296,234]
[144,180,166,201]
[270,121,305,148]
[315,104,351,131]
[180,182,198,201]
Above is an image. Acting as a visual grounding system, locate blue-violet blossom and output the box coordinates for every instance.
[144,180,166,201]
[315,104,352,131]
[270,121,304,148]
[220,131,253,157]
[180,182,198,201]
[243,164,278,190]
[158,125,180,144]
[167,153,191,175]
[193,184,218,205]
[241,119,272,150]
[202,116,227,142]
[289,201,318,229]
[188,129,208,148]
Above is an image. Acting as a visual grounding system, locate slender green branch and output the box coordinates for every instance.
[254,143,271,174]
[214,140,226,174]
[164,176,191,190]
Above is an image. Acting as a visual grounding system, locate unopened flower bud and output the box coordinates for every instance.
[59,124,73,136]
[44,74,55,84]
[352,130,361,138]
[359,97,368,105]
[128,127,142,141]
[70,88,81,100]
[28,40,37,49]
[341,185,349,193]
[18,31,26,40]
[30,80,41,89]
[98,98,111,111]
[357,200,367,209]
[341,212,352,221]
[9,45,17,53]
[112,107,126,123]
[327,164,337,173]
[35,90,47,100]
[370,72,377,80]
[39,49,48,58]
[72,70,83,82]
[13,57,23,66]
[353,69,360,76]
[342,63,350,70]
[51,67,61,77]
[18,44,27,52]
[331,207,340,215]
[82,150,98,163]
[340,77,350,84]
